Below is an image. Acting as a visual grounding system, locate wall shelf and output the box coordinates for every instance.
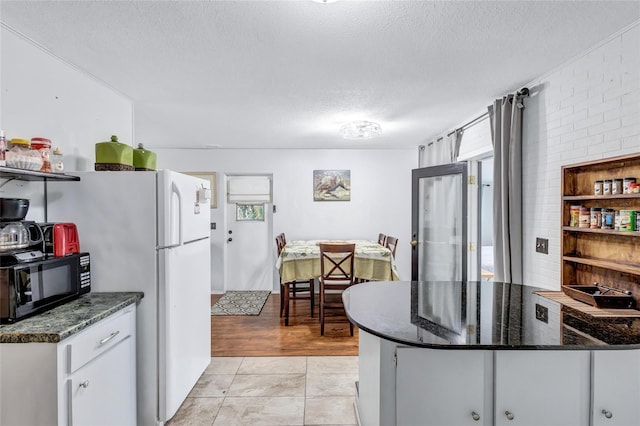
[562,256,640,277]
[563,194,640,202]
[562,226,640,237]
[0,166,79,181]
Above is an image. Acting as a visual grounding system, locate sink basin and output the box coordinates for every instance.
[562,285,636,309]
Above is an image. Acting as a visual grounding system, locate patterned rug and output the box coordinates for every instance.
[211,291,271,316]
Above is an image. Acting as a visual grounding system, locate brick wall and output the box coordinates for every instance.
[522,21,640,289]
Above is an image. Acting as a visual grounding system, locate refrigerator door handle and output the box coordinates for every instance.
[172,181,184,246]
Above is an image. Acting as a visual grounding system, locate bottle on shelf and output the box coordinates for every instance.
[52,147,64,173]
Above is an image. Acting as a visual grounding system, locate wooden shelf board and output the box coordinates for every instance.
[562,226,640,237]
[563,194,640,201]
[562,256,640,276]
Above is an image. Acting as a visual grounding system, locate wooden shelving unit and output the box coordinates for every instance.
[561,153,640,306]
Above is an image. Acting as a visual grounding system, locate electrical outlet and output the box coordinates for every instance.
[536,237,548,254]
[535,303,548,323]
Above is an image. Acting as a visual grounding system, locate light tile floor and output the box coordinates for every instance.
[167,356,358,426]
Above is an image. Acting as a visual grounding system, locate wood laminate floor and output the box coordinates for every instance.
[211,293,358,357]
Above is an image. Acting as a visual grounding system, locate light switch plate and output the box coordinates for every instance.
[536,237,548,254]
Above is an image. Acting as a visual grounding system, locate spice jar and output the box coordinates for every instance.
[602,209,615,229]
[612,178,623,195]
[31,137,51,173]
[603,179,612,195]
[623,177,636,194]
[594,180,603,195]
[590,207,602,229]
[579,207,591,228]
[570,205,581,227]
[52,147,64,173]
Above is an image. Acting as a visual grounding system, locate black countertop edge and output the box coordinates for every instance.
[0,292,144,344]
[343,281,640,350]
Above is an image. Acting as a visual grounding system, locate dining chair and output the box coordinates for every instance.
[385,236,398,258]
[319,242,356,336]
[276,233,314,325]
[377,233,387,246]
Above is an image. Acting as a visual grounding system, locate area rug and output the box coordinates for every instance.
[211,291,271,316]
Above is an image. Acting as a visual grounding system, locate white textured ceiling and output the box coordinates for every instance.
[1,1,639,150]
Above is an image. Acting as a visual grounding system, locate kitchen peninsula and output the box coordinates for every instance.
[344,281,640,426]
[0,292,143,425]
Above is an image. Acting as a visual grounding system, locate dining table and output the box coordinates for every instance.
[276,239,400,283]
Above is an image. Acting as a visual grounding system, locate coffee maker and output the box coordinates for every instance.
[0,198,44,261]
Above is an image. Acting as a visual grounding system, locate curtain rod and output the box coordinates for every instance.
[447,112,489,137]
[445,87,530,137]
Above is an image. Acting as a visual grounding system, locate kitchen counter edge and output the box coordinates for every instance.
[343,281,640,351]
[0,292,144,343]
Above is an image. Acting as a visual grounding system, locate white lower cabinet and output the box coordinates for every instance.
[592,350,640,426]
[396,348,493,426]
[0,305,136,426]
[357,331,640,426]
[494,350,590,426]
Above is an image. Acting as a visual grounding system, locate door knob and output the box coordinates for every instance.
[471,411,480,421]
[227,238,233,242]
[602,409,613,419]
[410,240,418,247]
[228,230,233,234]
[505,411,514,420]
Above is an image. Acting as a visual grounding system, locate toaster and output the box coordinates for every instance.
[41,223,80,257]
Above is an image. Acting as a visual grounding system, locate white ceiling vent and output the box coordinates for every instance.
[227,176,272,203]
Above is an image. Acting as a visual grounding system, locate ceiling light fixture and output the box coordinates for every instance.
[340,120,382,140]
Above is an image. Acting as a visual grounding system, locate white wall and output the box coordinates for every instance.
[0,26,133,221]
[522,21,640,290]
[153,148,417,292]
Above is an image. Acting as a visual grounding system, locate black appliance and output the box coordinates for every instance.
[0,251,91,323]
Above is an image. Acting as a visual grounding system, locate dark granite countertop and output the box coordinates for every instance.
[343,281,640,350]
[0,292,144,343]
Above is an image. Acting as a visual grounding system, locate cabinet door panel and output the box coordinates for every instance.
[495,350,590,426]
[69,336,136,426]
[592,350,640,426]
[397,348,493,426]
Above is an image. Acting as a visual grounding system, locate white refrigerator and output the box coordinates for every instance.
[48,170,211,425]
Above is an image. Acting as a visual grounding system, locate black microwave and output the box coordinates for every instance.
[0,252,91,323]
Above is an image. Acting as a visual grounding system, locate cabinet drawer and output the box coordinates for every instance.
[67,306,134,373]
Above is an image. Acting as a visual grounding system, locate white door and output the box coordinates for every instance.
[225,201,273,291]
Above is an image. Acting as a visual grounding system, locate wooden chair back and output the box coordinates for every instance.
[319,243,356,286]
[318,242,356,336]
[378,233,387,246]
[385,236,398,257]
[275,233,286,256]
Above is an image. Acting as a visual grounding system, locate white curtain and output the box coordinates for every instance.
[421,131,463,167]
[489,94,524,284]
[420,131,464,332]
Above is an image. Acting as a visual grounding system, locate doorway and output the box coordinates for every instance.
[224,174,274,292]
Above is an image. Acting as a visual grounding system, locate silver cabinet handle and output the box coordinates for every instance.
[602,409,613,419]
[99,330,120,345]
[79,380,89,388]
[505,411,514,420]
[471,411,480,421]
